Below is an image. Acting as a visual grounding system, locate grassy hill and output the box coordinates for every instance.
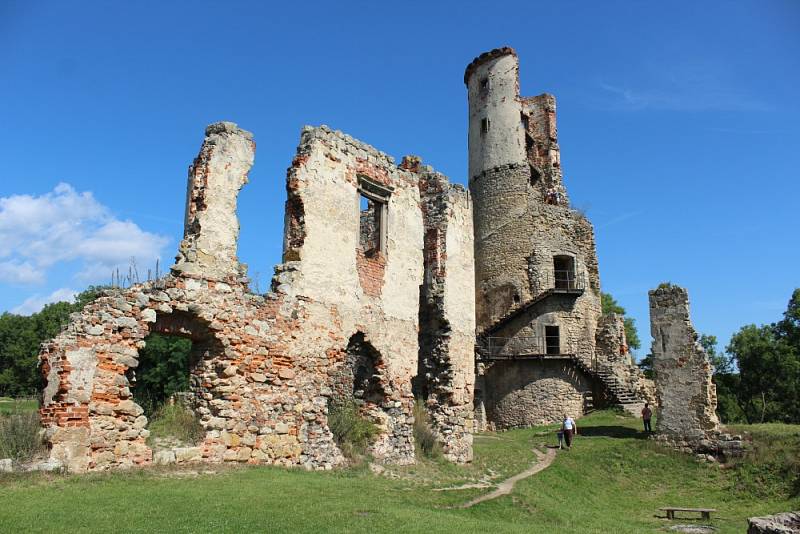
[1,410,797,533]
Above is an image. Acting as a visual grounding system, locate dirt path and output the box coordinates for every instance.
[459,447,556,508]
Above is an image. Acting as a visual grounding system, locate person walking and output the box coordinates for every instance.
[561,414,577,450]
[641,403,653,433]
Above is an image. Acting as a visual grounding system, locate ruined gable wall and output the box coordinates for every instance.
[276,126,426,463]
[650,284,719,443]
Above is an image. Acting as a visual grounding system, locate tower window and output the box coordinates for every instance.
[480,77,490,91]
[481,118,491,134]
[545,325,560,355]
[553,255,576,289]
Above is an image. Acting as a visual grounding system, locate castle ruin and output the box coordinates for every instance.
[38,47,653,472]
[466,48,648,428]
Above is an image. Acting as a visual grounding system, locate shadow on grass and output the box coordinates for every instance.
[578,426,650,440]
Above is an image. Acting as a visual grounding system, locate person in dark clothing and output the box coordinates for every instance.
[641,403,653,433]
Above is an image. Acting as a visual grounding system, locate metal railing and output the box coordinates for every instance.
[539,270,586,292]
[477,336,577,359]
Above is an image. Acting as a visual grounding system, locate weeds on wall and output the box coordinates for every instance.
[413,400,442,459]
[328,401,378,461]
[0,402,45,462]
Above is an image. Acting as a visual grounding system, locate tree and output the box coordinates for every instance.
[699,334,735,375]
[727,289,800,424]
[600,292,641,351]
[637,353,654,379]
[0,286,106,397]
[132,334,193,415]
[699,333,746,423]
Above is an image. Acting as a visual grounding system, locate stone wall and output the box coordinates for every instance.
[468,48,609,428]
[39,122,475,472]
[482,359,591,428]
[649,284,720,445]
[412,158,475,462]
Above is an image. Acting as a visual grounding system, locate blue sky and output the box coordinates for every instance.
[1,1,798,357]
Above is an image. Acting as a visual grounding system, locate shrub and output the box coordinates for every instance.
[0,402,45,462]
[146,400,205,445]
[328,401,378,460]
[413,399,442,459]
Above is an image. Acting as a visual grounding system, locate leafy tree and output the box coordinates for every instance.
[727,289,800,424]
[637,353,654,379]
[699,333,746,423]
[700,334,735,375]
[600,292,641,350]
[132,334,193,415]
[0,287,106,397]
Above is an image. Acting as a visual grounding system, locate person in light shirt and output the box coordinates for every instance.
[561,414,577,450]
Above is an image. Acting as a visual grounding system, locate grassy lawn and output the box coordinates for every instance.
[0,398,38,416]
[0,410,797,533]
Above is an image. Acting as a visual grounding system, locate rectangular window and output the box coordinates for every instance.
[545,325,560,355]
[357,177,392,255]
[480,77,490,91]
[553,255,576,289]
[481,118,490,134]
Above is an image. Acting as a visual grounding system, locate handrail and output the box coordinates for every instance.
[477,335,577,358]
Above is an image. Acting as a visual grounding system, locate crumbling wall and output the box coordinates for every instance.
[39,122,475,472]
[173,122,254,280]
[649,284,719,445]
[413,158,475,462]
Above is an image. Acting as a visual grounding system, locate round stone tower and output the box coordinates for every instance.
[465,47,527,180]
[466,47,533,330]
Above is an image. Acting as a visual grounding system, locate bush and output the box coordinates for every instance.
[413,399,442,459]
[146,400,204,445]
[328,401,378,460]
[0,403,45,462]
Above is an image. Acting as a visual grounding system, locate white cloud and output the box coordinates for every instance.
[0,260,45,285]
[0,183,170,287]
[11,287,79,315]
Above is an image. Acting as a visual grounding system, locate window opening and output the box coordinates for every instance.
[545,325,560,355]
[553,255,576,289]
[358,178,391,255]
[481,118,490,134]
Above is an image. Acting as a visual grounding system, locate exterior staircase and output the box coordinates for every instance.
[570,355,644,415]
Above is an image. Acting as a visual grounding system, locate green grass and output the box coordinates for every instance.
[0,410,797,533]
[0,398,38,416]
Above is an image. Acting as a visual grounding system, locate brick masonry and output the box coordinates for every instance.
[39,122,476,472]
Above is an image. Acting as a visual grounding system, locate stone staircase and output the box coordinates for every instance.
[570,355,644,415]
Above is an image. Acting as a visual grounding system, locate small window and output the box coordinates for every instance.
[481,118,490,134]
[521,113,529,131]
[480,77,490,91]
[545,325,560,355]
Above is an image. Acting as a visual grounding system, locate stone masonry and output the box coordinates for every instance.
[39,122,475,472]
[649,284,720,447]
[467,47,646,428]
